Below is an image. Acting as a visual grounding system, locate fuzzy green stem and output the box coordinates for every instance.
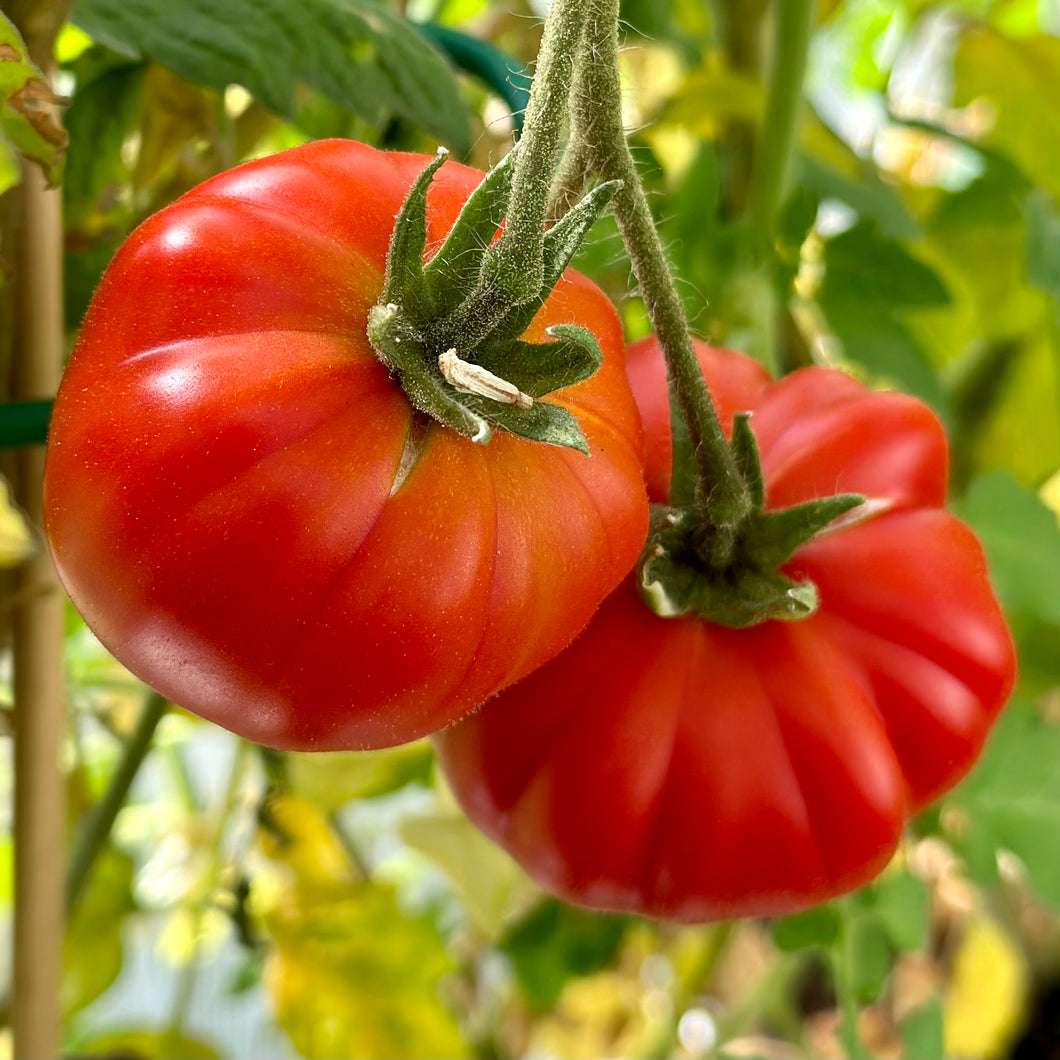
[429,0,587,354]
[66,691,169,912]
[831,942,870,1060]
[746,0,817,257]
[569,0,751,533]
[546,137,592,222]
[486,0,586,298]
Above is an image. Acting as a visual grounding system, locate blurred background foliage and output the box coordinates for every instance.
[0,0,1058,1056]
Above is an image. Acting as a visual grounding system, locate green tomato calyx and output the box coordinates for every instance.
[638,412,865,627]
[367,148,618,453]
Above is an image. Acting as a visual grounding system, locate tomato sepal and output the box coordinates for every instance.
[367,151,618,452]
[367,305,599,452]
[729,412,765,509]
[743,492,865,567]
[639,506,816,624]
[476,324,603,398]
[639,476,866,626]
[419,145,518,319]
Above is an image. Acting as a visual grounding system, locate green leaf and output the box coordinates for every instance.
[841,914,891,1004]
[900,998,945,1060]
[1024,189,1060,309]
[64,847,135,1016]
[872,869,928,953]
[795,150,921,242]
[946,699,1060,908]
[823,218,950,310]
[619,0,679,43]
[919,167,1060,486]
[774,184,820,296]
[1009,614,1060,695]
[923,163,1038,339]
[772,905,842,952]
[417,23,530,134]
[72,0,470,154]
[287,743,433,812]
[0,134,17,194]
[499,899,630,1012]
[0,12,67,187]
[953,469,1060,625]
[817,219,951,412]
[400,809,539,938]
[61,54,144,226]
[953,27,1060,200]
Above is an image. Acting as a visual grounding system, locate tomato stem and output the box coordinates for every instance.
[746,0,817,259]
[565,0,753,532]
[480,0,586,306]
[66,690,169,912]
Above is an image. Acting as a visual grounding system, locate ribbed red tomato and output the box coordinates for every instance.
[435,338,1016,921]
[43,140,648,751]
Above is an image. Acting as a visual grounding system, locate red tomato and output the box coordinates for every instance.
[435,338,1016,921]
[44,140,648,751]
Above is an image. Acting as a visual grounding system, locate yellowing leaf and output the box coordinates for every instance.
[619,44,687,127]
[0,478,34,567]
[264,879,469,1060]
[401,810,540,938]
[67,1028,220,1059]
[64,847,134,1016]
[1041,468,1060,526]
[286,741,432,812]
[954,27,1060,199]
[257,795,469,1059]
[258,794,355,896]
[133,65,219,194]
[526,970,655,1060]
[943,916,1028,1059]
[656,57,765,139]
[0,12,67,186]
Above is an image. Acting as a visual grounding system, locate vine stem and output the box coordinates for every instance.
[66,691,169,911]
[484,0,585,299]
[746,0,817,257]
[565,0,752,535]
[431,0,587,352]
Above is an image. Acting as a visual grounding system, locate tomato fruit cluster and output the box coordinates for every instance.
[435,338,1017,920]
[43,140,649,752]
[46,136,1016,920]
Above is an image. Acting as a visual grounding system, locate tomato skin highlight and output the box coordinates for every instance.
[435,338,1017,921]
[43,140,649,751]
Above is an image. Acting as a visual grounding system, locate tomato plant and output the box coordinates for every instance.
[435,338,1017,921]
[43,139,648,752]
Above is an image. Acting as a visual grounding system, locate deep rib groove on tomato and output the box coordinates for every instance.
[43,140,649,751]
